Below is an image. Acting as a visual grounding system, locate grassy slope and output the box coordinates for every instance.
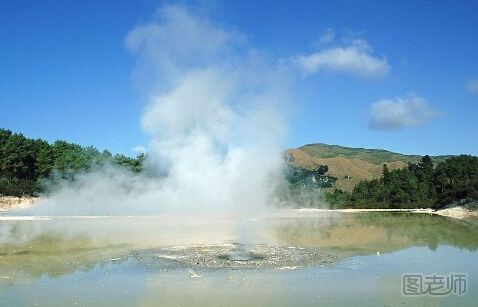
[286,143,451,192]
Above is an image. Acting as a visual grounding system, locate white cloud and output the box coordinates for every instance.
[465,79,478,94]
[295,39,390,78]
[317,28,335,45]
[369,94,438,131]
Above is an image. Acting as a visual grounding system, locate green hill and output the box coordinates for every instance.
[286,143,452,192]
[295,143,450,165]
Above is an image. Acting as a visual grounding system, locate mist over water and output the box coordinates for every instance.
[33,5,291,216]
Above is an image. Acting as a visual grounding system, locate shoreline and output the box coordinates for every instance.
[1,196,477,220]
[292,207,478,220]
[0,196,38,212]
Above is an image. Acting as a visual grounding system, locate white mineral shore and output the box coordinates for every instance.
[0,196,38,212]
[0,196,477,220]
[290,207,478,219]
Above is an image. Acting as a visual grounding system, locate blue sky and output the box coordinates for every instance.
[1,0,477,156]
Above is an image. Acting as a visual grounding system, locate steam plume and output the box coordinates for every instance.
[34,5,290,216]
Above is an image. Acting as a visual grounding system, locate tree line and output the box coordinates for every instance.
[2,127,477,210]
[326,155,478,209]
[0,128,144,197]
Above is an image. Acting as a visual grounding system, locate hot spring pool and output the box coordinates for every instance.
[0,211,477,306]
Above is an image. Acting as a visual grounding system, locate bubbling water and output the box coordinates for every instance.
[219,243,262,262]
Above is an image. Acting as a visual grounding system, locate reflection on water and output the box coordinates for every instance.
[275,213,478,252]
[1,212,477,306]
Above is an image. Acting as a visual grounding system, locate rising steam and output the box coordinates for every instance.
[33,5,291,216]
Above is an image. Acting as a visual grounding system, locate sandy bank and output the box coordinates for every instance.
[432,207,478,219]
[1,196,477,220]
[293,207,478,219]
[0,196,38,212]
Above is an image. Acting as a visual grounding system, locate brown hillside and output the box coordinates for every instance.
[285,143,451,192]
[286,148,408,192]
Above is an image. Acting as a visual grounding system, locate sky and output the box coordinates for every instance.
[1,0,477,156]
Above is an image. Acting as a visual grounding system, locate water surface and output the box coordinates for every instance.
[0,212,477,306]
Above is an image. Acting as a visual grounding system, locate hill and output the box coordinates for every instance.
[285,143,451,192]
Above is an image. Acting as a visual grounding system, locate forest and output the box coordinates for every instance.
[326,155,478,210]
[1,128,478,210]
[0,128,144,196]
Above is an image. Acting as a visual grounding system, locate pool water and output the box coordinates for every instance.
[1,212,477,306]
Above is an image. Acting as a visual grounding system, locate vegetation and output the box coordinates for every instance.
[0,128,144,197]
[294,143,451,165]
[286,144,452,193]
[286,165,336,189]
[2,127,477,211]
[326,155,478,210]
[278,165,337,208]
